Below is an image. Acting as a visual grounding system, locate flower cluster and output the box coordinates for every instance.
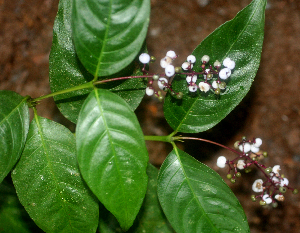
[216,137,298,207]
[138,51,235,101]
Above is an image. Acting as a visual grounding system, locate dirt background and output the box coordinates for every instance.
[0,0,300,232]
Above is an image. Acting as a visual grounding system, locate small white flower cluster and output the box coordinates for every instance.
[216,136,298,207]
[252,164,291,205]
[160,51,177,77]
[183,55,235,95]
[238,138,262,154]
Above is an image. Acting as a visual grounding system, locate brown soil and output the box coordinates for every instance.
[1,0,299,232]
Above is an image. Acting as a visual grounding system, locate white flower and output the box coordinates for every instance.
[262,194,272,204]
[237,160,246,170]
[252,179,264,192]
[250,145,260,153]
[158,77,168,90]
[145,87,154,96]
[272,165,281,175]
[139,53,150,64]
[160,56,172,68]
[189,84,198,92]
[223,57,235,70]
[212,81,218,89]
[201,55,210,63]
[186,75,197,83]
[182,62,193,70]
[219,68,231,80]
[239,142,251,153]
[187,55,196,63]
[166,50,177,59]
[199,82,210,93]
[253,138,262,147]
[165,65,175,77]
[272,176,280,184]
[217,156,227,168]
[275,194,284,201]
[280,178,289,187]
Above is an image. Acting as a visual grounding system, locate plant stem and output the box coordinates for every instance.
[32,81,94,102]
[144,135,172,143]
[173,136,243,155]
[94,75,153,85]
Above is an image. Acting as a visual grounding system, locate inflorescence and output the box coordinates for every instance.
[216,137,298,207]
[138,51,235,101]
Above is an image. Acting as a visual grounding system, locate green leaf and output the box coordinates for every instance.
[49,0,147,124]
[11,116,99,233]
[0,180,34,233]
[76,88,148,231]
[157,148,250,233]
[0,91,29,184]
[72,0,150,77]
[98,163,175,233]
[164,0,267,133]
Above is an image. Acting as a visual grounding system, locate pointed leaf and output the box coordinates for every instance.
[0,91,29,183]
[98,163,175,233]
[11,116,99,233]
[157,148,250,233]
[164,0,267,133]
[72,0,150,77]
[49,0,147,123]
[76,88,148,231]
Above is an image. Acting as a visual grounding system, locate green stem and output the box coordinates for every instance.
[144,135,172,143]
[33,81,94,102]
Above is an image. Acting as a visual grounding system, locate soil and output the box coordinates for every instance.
[1,0,300,232]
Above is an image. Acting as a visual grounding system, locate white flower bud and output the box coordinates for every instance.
[186,75,197,83]
[166,50,177,59]
[201,55,210,63]
[250,145,260,153]
[239,142,251,153]
[219,68,231,80]
[223,57,235,70]
[188,84,198,92]
[145,87,154,96]
[158,77,168,90]
[165,65,175,77]
[262,194,272,204]
[252,179,264,192]
[182,62,192,70]
[217,156,227,168]
[199,82,210,93]
[139,53,150,64]
[160,56,172,68]
[275,194,285,201]
[272,165,281,175]
[214,60,221,68]
[187,55,196,63]
[253,138,262,147]
[280,178,289,187]
[237,160,246,170]
[272,176,280,184]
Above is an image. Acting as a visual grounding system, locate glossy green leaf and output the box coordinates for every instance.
[157,148,250,233]
[76,88,149,231]
[0,91,29,183]
[11,116,99,233]
[49,0,147,124]
[164,0,267,133]
[72,0,150,77]
[98,163,175,233]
